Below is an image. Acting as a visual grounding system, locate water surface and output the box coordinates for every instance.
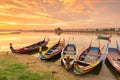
[0,32,120,80]
[0,32,119,52]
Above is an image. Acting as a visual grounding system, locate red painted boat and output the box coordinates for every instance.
[106,41,120,73]
[10,37,49,54]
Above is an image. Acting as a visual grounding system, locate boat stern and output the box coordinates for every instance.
[61,58,74,70]
[73,61,84,74]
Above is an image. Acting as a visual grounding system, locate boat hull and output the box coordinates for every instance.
[40,39,65,60]
[74,61,102,74]
[73,45,103,74]
[40,50,62,60]
[106,55,120,73]
[10,39,48,54]
[61,59,74,70]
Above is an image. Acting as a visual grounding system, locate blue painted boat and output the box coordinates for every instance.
[40,38,65,60]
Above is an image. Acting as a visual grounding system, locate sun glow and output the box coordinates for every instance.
[0,0,120,30]
[0,22,18,25]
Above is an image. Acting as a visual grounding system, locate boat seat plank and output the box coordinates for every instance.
[80,55,97,64]
[89,53,99,56]
[56,46,62,50]
[64,51,76,53]
[110,51,120,61]
[78,60,91,65]
[117,61,120,64]
[114,61,120,66]
[50,50,58,52]
[81,55,97,60]
[89,50,98,53]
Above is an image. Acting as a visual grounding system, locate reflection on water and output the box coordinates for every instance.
[0,31,120,80]
[56,31,120,36]
[0,32,120,52]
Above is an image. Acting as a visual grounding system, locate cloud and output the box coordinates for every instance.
[0,0,94,20]
[0,21,18,25]
[0,0,120,29]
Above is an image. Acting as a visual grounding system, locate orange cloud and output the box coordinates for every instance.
[0,0,120,30]
[0,22,18,25]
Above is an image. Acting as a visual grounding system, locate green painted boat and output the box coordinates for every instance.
[98,35,111,41]
[73,41,103,74]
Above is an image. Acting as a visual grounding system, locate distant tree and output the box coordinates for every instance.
[54,27,63,32]
[54,27,63,35]
[96,29,99,31]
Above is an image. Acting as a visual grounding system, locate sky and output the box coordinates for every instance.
[0,0,120,30]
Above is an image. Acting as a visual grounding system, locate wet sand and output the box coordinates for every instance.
[99,62,116,80]
[0,52,119,80]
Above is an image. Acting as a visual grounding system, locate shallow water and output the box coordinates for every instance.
[0,32,119,52]
[0,31,120,80]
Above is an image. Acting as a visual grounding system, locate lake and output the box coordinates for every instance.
[0,31,120,80]
[0,31,119,52]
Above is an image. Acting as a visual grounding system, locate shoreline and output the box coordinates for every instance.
[0,31,120,36]
[61,31,120,35]
[0,29,120,35]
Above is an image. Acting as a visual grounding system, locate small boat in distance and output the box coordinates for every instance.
[40,38,65,60]
[106,41,120,73]
[10,37,49,54]
[61,39,77,70]
[98,34,112,42]
[73,41,103,74]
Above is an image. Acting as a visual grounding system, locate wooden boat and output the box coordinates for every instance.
[40,38,65,60]
[61,43,77,70]
[106,41,120,73]
[10,37,48,54]
[73,41,103,74]
[98,35,111,41]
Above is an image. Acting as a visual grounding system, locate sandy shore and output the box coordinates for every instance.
[0,52,119,80]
